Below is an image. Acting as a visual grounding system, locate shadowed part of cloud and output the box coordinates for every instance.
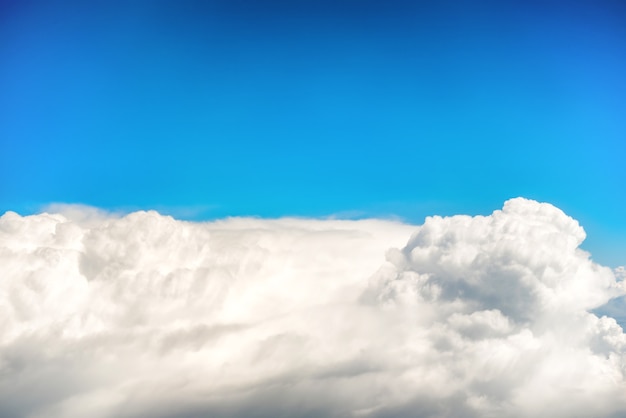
[0,198,624,418]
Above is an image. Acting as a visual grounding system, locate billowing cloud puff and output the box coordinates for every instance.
[0,198,624,418]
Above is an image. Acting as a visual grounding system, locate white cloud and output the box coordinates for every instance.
[0,198,624,417]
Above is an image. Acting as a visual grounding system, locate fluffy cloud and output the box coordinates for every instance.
[0,198,624,417]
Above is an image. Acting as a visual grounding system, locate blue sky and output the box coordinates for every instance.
[1,0,625,266]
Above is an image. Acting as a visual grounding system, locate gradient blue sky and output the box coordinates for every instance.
[1,0,625,266]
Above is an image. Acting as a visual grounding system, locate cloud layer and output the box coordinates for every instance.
[1,198,624,417]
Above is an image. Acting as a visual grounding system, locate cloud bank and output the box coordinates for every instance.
[1,198,624,418]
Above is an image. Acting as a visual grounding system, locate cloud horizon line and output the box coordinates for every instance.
[1,197,624,418]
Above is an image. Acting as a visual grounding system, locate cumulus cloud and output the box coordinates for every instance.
[0,198,624,418]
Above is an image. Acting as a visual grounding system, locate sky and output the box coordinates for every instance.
[1,2,626,416]
[1,0,625,266]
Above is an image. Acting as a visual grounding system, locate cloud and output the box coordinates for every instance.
[0,198,624,418]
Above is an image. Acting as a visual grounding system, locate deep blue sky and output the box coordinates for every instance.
[1,0,625,266]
